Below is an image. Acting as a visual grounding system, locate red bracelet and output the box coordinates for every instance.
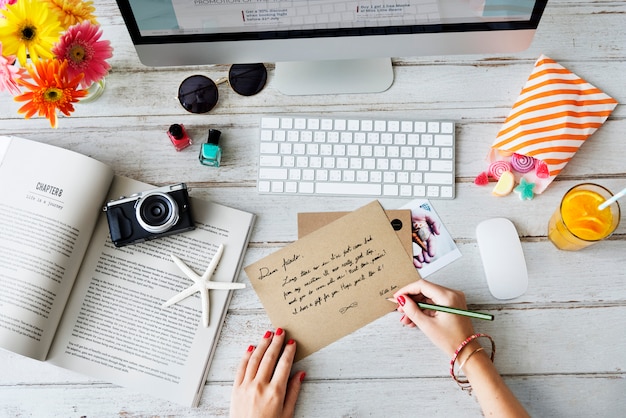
[449,333,495,391]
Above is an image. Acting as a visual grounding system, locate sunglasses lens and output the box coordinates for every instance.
[178,75,218,113]
[229,63,267,96]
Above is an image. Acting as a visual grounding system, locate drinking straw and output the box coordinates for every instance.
[598,187,626,211]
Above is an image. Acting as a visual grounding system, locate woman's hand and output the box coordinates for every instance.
[394,280,531,417]
[393,279,475,356]
[230,329,305,418]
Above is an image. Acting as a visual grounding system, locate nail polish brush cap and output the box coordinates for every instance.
[207,129,221,145]
[168,124,184,139]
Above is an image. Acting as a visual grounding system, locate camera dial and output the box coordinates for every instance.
[135,191,180,234]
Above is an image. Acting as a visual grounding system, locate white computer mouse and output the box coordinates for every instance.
[476,218,528,300]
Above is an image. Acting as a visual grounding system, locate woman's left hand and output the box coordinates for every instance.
[230,328,305,418]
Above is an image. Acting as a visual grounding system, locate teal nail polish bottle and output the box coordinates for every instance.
[199,129,222,167]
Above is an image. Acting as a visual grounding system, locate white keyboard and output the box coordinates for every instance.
[256,115,455,199]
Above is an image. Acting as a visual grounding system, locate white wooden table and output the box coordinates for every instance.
[1,0,625,416]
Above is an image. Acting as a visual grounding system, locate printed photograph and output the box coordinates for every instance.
[400,199,462,277]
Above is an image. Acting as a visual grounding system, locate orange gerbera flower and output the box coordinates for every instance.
[44,0,98,30]
[15,59,87,128]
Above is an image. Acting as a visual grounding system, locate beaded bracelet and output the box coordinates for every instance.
[449,333,496,391]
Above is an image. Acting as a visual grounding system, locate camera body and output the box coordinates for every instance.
[104,183,195,247]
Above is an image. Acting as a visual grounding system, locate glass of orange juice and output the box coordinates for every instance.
[548,183,621,250]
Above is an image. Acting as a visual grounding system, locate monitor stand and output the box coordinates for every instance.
[274,58,394,95]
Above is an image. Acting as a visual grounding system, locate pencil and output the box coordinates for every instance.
[386,298,494,321]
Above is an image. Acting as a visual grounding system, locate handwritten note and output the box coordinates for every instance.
[245,201,421,361]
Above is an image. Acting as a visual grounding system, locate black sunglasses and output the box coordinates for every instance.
[177,63,267,114]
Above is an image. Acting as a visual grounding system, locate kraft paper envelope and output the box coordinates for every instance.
[297,209,413,259]
[244,201,421,361]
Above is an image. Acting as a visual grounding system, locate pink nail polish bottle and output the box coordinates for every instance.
[167,123,192,151]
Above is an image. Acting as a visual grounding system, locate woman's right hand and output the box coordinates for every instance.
[393,279,476,357]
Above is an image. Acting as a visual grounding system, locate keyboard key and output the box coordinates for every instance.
[388,121,400,132]
[425,172,454,184]
[347,119,360,130]
[260,155,282,167]
[260,142,279,154]
[280,118,293,129]
[294,118,306,129]
[260,130,273,141]
[259,168,287,179]
[285,182,298,193]
[271,181,284,193]
[400,185,413,196]
[414,185,426,196]
[300,182,315,193]
[427,122,440,133]
[427,186,440,197]
[258,180,271,192]
[431,160,453,172]
[435,134,454,146]
[440,186,454,198]
[383,184,399,196]
[441,122,454,134]
[261,117,280,129]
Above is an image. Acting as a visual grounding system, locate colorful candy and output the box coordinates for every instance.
[510,153,536,173]
[535,160,550,178]
[514,177,536,200]
[474,171,489,186]
[488,160,512,180]
[492,171,515,196]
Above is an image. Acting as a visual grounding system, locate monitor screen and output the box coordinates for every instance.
[115,0,548,94]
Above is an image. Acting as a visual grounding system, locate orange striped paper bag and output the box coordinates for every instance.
[486,55,618,194]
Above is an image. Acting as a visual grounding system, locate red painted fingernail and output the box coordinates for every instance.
[263,330,272,338]
[247,345,255,352]
[400,315,406,322]
[299,372,306,382]
[287,338,295,345]
[397,295,406,306]
[276,327,284,336]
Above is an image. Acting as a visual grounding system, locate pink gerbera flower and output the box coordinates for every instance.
[0,43,27,95]
[0,0,17,11]
[52,20,112,88]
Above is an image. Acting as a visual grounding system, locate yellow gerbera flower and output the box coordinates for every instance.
[44,0,98,30]
[0,0,63,66]
[15,59,87,128]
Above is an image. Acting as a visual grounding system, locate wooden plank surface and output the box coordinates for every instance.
[1,0,625,416]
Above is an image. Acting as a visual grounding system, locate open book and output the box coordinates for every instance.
[0,136,255,407]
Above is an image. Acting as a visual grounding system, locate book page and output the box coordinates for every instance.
[47,176,255,407]
[245,200,420,361]
[0,136,114,360]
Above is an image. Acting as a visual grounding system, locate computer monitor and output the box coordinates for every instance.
[115,0,548,95]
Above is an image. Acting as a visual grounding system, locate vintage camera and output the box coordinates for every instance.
[104,183,195,247]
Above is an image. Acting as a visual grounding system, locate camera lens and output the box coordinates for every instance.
[135,192,180,234]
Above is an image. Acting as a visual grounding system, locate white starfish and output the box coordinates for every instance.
[162,244,245,327]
